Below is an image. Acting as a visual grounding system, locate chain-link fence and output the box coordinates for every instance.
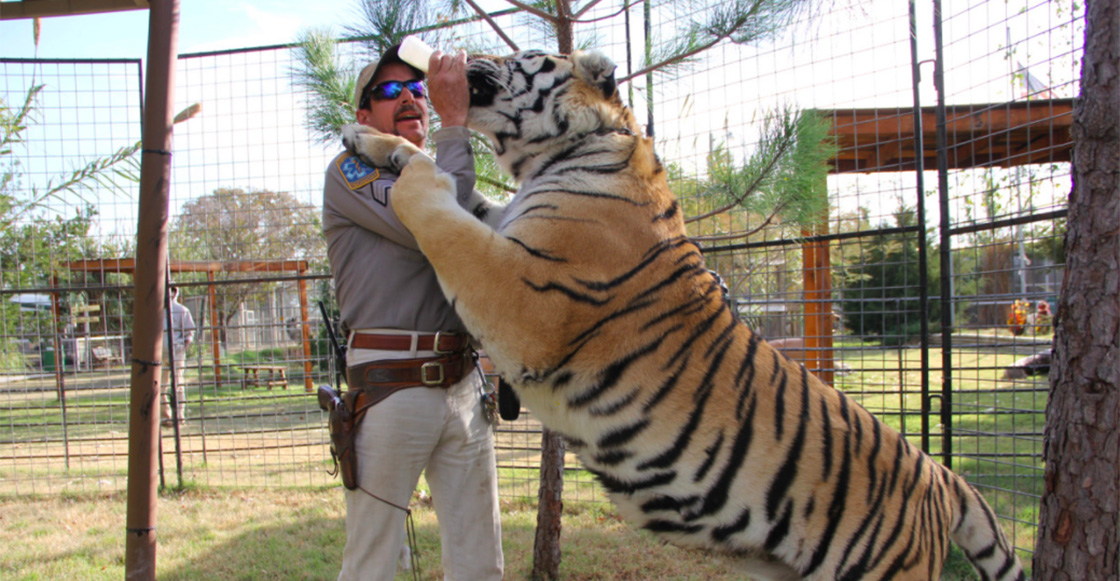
[1,0,1082,568]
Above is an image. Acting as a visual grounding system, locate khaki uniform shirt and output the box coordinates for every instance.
[323,126,490,334]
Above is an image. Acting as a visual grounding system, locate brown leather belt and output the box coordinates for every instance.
[345,350,473,408]
[350,331,469,353]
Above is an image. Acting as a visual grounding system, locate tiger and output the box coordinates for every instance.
[341,49,1026,581]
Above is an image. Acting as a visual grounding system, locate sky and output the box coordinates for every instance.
[1,1,378,242]
[1,0,359,59]
[1,0,525,240]
[1,0,1082,240]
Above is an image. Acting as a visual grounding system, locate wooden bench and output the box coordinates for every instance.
[241,365,288,390]
[91,346,122,367]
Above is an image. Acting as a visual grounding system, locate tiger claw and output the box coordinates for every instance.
[341,123,422,174]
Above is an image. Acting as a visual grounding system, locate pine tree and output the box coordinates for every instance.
[837,207,941,345]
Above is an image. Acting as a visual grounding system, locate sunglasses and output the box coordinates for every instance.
[361,79,426,107]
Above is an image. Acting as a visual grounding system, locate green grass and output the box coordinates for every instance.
[832,340,1046,576]
[2,351,322,441]
[0,487,747,581]
[0,487,1000,580]
[1,341,1045,578]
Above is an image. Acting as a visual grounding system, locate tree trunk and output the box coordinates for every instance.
[1033,0,1119,577]
[532,10,573,580]
[555,0,574,55]
[531,428,565,581]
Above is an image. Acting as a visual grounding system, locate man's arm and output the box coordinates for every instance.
[428,51,507,226]
[183,308,196,347]
[428,50,479,209]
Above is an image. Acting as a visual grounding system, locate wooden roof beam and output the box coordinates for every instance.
[1,0,149,21]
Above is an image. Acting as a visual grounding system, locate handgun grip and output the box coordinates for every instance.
[317,384,343,413]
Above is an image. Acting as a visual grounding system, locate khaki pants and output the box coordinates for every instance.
[160,345,187,422]
[337,343,503,581]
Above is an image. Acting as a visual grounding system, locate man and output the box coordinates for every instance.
[321,44,504,581]
[161,285,195,427]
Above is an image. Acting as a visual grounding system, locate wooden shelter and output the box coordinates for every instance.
[57,258,315,393]
[797,99,1074,384]
[827,99,1074,172]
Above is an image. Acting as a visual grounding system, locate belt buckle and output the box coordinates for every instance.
[421,361,444,386]
[432,331,455,354]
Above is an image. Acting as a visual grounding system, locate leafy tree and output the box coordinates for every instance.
[1,88,141,234]
[836,206,941,345]
[1,72,141,370]
[0,206,95,356]
[169,187,325,342]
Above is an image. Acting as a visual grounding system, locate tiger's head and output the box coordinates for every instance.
[466,50,642,180]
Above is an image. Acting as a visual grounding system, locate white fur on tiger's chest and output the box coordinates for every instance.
[513,384,587,438]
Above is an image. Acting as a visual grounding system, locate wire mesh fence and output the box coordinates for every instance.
[1,0,1083,568]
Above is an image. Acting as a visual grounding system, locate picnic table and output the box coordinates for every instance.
[240,364,288,390]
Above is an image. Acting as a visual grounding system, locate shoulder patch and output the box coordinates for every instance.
[335,154,380,190]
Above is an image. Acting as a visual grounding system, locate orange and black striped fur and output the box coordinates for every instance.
[344,50,1025,581]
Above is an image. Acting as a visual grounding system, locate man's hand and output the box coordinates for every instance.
[428,50,469,128]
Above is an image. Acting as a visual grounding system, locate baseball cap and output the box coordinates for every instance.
[354,44,427,109]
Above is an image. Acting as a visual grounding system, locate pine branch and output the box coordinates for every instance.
[3,82,143,232]
[684,108,835,237]
[690,201,788,242]
[619,0,810,84]
[479,175,518,194]
[684,132,792,223]
[503,0,559,22]
[462,0,521,51]
[573,0,645,25]
[574,0,606,18]
[346,1,434,51]
[292,29,355,143]
[619,34,722,83]
[1,140,141,230]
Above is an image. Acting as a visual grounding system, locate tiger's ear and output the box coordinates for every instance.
[573,51,618,99]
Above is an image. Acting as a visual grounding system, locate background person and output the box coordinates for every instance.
[161,285,195,427]
[321,44,504,581]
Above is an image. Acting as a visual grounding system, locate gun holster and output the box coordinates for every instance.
[318,385,368,490]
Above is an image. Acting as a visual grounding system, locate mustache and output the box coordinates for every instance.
[394,103,424,120]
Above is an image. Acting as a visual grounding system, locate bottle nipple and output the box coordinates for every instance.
[398,36,435,73]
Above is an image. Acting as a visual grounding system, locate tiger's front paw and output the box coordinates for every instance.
[391,155,456,226]
[341,124,422,174]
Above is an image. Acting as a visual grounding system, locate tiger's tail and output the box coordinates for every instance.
[949,473,1026,581]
